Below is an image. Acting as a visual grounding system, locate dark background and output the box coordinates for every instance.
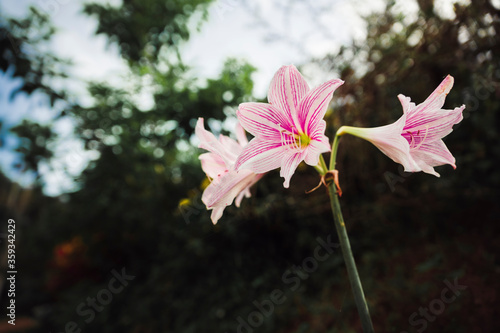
[0,0,499,332]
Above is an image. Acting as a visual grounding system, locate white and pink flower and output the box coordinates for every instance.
[338,75,465,176]
[234,65,344,187]
[196,118,263,224]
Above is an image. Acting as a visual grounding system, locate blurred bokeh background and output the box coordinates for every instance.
[0,0,499,332]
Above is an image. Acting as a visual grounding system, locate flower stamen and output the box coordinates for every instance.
[279,125,310,150]
[415,126,429,150]
[406,131,415,147]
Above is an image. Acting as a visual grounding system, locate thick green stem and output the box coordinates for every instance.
[325,130,375,332]
[327,184,374,332]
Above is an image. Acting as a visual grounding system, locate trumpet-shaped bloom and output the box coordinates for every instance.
[196,118,263,224]
[338,75,465,177]
[235,65,344,187]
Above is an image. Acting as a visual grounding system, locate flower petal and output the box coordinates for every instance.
[268,65,309,129]
[398,94,415,114]
[199,153,226,179]
[202,169,260,223]
[210,207,225,225]
[304,137,330,166]
[235,121,248,146]
[402,76,463,137]
[235,138,286,173]
[218,134,243,156]
[403,105,465,143]
[235,173,264,207]
[280,151,306,188]
[237,102,293,139]
[298,78,344,134]
[339,116,420,172]
[409,75,454,118]
[308,119,331,144]
[411,140,456,177]
[196,118,237,166]
[413,158,440,177]
[235,188,250,208]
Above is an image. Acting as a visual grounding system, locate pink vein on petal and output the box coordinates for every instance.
[235,139,285,174]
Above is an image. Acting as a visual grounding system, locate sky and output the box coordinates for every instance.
[0,0,469,195]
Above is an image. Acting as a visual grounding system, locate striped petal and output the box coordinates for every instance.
[309,119,328,141]
[411,140,456,177]
[298,78,344,134]
[304,137,331,166]
[268,65,309,129]
[403,104,465,143]
[196,118,237,166]
[237,102,293,139]
[402,76,464,142]
[406,75,454,119]
[338,115,421,173]
[235,138,286,173]
[280,151,307,188]
[197,117,264,223]
[202,169,262,224]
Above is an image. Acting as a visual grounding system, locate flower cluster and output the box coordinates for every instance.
[196,65,465,224]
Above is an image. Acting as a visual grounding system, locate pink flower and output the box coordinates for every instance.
[196,118,263,224]
[234,65,344,187]
[338,75,465,177]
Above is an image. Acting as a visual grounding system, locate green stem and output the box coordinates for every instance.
[313,164,325,175]
[327,185,374,332]
[326,131,375,332]
[318,155,328,175]
[329,127,343,170]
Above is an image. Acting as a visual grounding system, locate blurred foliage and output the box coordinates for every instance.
[83,0,214,64]
[1,6,71,187]
[0,6,68,104]
[10,120,55,175]
[0,0,499,333]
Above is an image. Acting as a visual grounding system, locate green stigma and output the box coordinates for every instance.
[297,133,311,148]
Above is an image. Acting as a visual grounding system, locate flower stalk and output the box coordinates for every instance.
[316,155,328,175]
[329,129,343,170]
[326,132,375,332]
